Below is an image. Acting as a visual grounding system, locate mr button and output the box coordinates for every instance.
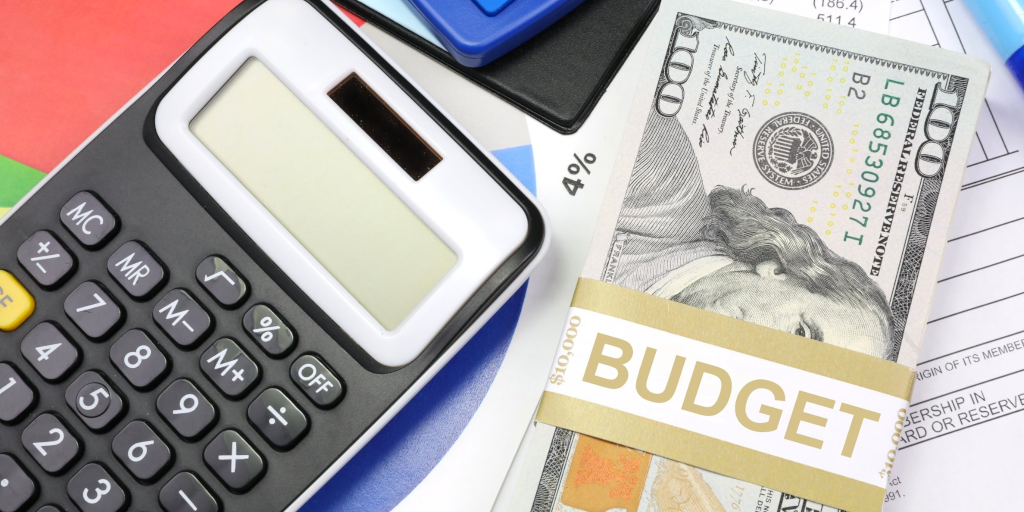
[0,271,34,332]
[290,355,343,408]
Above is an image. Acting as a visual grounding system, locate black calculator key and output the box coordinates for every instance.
[196,256,248,309]
[17,231,76,289]
[64,281,123,340]
[21,414,80,474]
[203,430,264,493]
[107,241,167,300]
[159,472,219,512]
[67,463,126,512]
[157,379,217,440]
[0,363,36,424]
[153,290,211,349]
[64,372,124,432]
[36,506,61,512]
[290,354,344,409]
[111,421,172,482]
[0,454,37,512]
[242,305,295,358]
[60,192,118,249]
[247,388,308,450]
[110,330,168,390]
[200,339,259,399]
[21,323,79,382]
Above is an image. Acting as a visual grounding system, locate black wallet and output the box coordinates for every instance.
[336,0,661,133]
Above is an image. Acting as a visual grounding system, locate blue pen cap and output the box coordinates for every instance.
[963,0,1024,61]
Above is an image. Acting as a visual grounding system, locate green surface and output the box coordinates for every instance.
[0,155,45,208]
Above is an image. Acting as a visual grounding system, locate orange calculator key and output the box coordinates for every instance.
[0,270,35,331]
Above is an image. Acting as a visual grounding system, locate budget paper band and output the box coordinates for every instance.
[536,279,915,512]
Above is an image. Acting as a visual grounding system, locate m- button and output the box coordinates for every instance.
[290,354,343,409]
[0,270,35,332]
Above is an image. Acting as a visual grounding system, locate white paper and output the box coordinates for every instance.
[884,1,1024,509]
[735,0,891,34]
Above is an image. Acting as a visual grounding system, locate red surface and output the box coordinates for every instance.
[0,1,363,173]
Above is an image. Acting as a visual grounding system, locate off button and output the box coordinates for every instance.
[0,270,34,332]
[290,354,344,409]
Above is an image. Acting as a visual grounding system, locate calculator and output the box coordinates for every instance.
[407,0,589,67]
[0,0,548,510]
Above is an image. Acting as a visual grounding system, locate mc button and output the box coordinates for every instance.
[0,271,34,332]
[290,354,343,409]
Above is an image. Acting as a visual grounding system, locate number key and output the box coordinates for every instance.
[0,363,36,424]
[67,463,126,512]
[21,414,80,474]
[112,421,172,482]
[157,379,217,440]
[0,454,37,512]
[64,281,123,340]
[110,330,168,390]
[21,322,80,382]
[64,372,124,432]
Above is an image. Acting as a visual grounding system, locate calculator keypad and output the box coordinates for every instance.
[203,430,264,492]
[64,281,123,340]
[1,189,352,510]
[20,322,80,382]
[17,231,76,290]
[60,192,119,249]
[66,463,126,512]
[196,256,248,309]
[21,414,80,474]
[65,372,125,432]
[159,472,219,512]
[106,241,166,300]
[0,363,36,424]
[109,330,168,390]
[153,289,211,349]
[111,421,172,482]
[0,454,37,512]
[157,379,217,441]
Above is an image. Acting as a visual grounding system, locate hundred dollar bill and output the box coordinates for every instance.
[508,0,989,511]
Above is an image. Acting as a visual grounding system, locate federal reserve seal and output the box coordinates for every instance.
[753,113,834,190]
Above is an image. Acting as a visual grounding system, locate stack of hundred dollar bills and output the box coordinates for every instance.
[506,1,990,511]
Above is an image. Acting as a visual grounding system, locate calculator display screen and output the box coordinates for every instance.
[190,58,457,331]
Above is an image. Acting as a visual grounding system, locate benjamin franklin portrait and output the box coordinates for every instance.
[605,111,895,361]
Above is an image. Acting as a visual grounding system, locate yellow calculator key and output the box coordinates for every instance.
[0,270,35,332]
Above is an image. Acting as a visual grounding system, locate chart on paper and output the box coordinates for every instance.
[886,1,1024,510]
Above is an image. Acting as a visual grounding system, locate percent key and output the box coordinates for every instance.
[243,304,295,358]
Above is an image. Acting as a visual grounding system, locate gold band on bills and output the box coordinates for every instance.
[570,278,915,399]
[535,279,917,512]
